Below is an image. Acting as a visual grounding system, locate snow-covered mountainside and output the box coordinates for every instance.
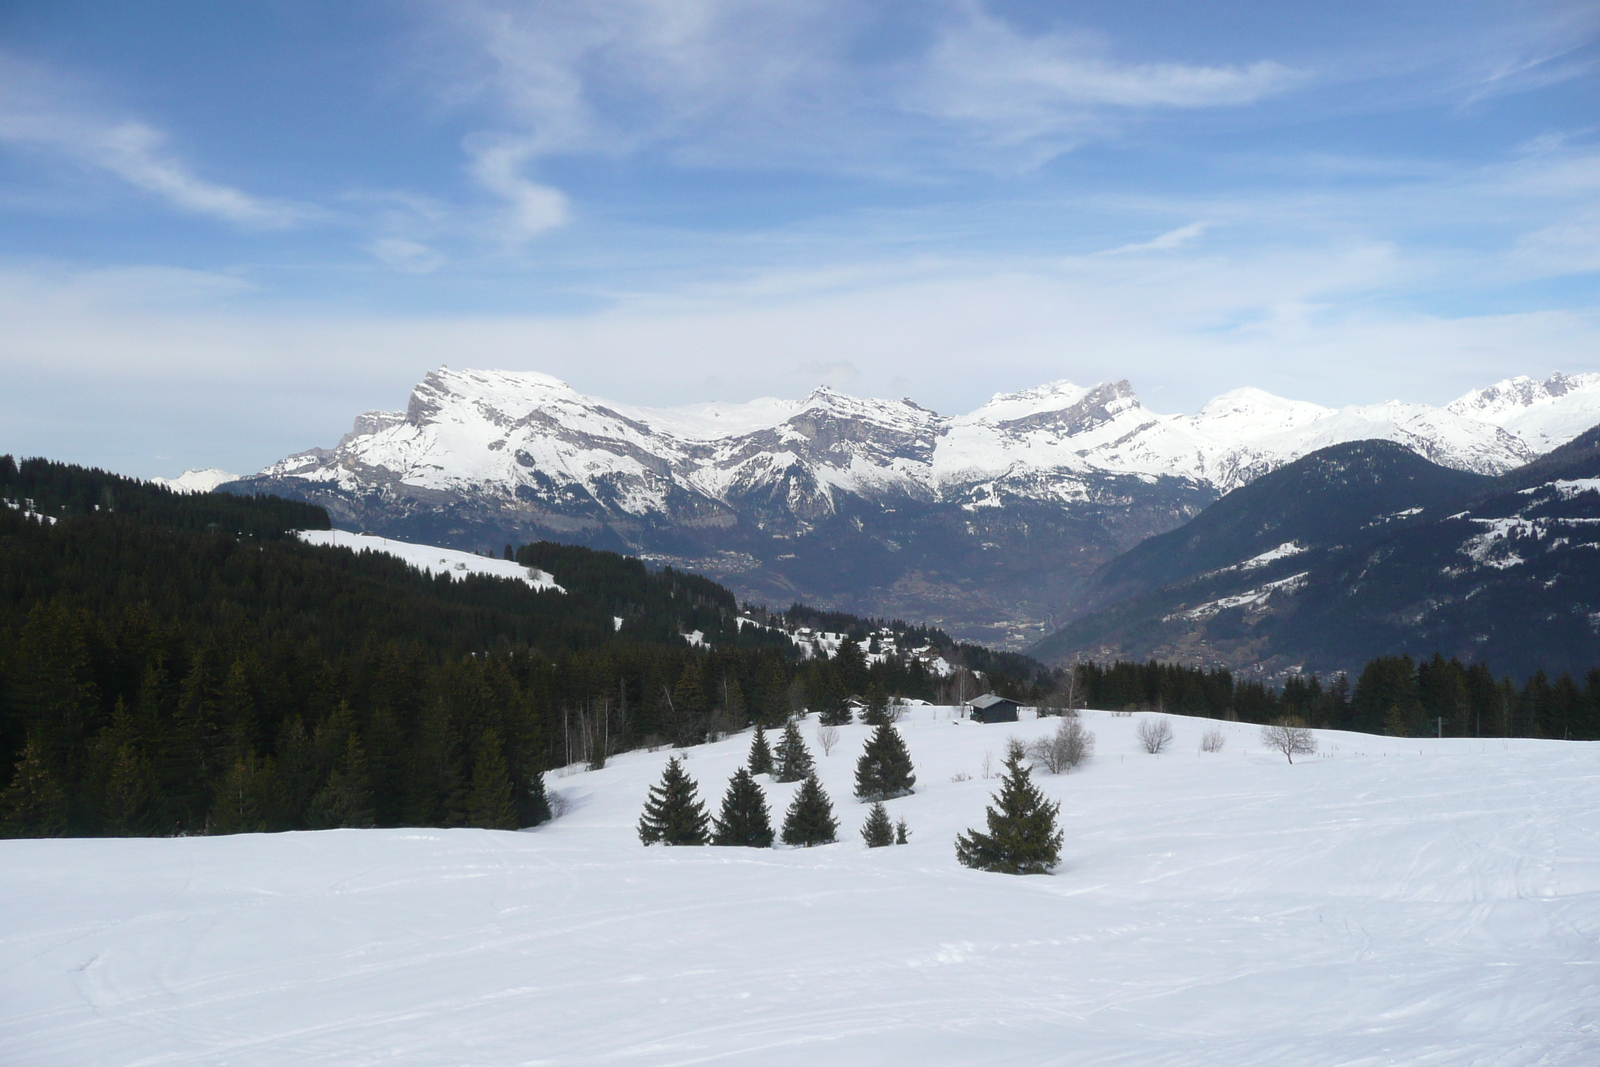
[151,467,240,494]
[233,369,1600,648]
[5,711,1597,1066]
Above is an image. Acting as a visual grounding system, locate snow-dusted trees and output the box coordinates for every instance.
[780,773,838,846]
[746,725,773,776]
[711,767,773,848]
[638,756,709,845]
[1136,717,1174,754]
[955,751,1062,875]
[773,721,813,782]
[1027,717,1094,774]
[1261,717,1317,764]
[854,723,916,800]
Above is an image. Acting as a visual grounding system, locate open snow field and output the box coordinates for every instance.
[4,710,1599,1066]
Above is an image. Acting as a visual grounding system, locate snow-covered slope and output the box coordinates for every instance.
[151,467,240,494]
[1446,372,1600,452]
[5,710,1597,1066]
[296,529,562,592]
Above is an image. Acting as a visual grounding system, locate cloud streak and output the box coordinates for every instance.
[0,53,308,227]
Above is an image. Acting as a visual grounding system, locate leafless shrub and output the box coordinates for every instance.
[1261,717,1317,764]
[1200,728,1226,753]
[886,698,907,723]
[547,791,571,819]
[950,770,972,783]
[1027,717,1096,773]
[981,751,994,779]
[1137,717,1174,754]
[817,724,840,756]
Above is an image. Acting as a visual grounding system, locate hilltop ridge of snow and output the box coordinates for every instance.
[151,468,240,494]
[297,529,562,591]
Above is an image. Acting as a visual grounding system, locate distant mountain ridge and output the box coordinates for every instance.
[1034,430,1600,679]
[227,368,1600,647]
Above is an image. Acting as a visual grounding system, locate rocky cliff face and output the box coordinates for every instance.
[231,368,1600,648]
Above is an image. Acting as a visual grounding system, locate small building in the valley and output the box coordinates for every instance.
[966,694,1020,723]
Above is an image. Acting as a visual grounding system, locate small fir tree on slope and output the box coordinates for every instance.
[780,773,838,847]
[711,767,774,848]
[860,801,894,848]
[773,720,813,783]
[854,723,916,801]
[638,756,709,845]
[747,725,773,777]
[955,751,1062,874]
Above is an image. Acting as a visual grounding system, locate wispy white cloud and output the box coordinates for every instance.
[433,0,1305,182]
[0,52,309,227]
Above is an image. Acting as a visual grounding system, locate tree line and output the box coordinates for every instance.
[1069,655,1600,740]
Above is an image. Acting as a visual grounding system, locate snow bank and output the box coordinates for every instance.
[4,712,1597,1066]
[296,529,562,592]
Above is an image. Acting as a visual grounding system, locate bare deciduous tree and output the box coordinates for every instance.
[1261,717,1317,763]
[816,724,840,757]
[1137,717,1174,754]
[1027,717,1095,773]
[1200,728,1226,753]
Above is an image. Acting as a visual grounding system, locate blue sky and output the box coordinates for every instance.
[1,0,1597,477]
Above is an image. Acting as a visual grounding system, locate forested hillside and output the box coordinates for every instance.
[0,457,1044,839]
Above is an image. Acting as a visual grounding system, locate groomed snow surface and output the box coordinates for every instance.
[4,710,1598,1066]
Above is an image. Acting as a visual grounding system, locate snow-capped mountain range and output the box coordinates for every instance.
[226,368,1600,648]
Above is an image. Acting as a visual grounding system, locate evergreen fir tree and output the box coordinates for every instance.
[210,754,278,834]
[0,738,68,837]
[522,769,553,826]
[103,741,159,835]
[854,723,916,801]
[773,720,813,783]
[307,734,376,829]
[895,817,909,845]
[747,724,773,776]
[955,752,1062,875]
[780,773,838,847]
[710,767,774,848]
[638,756,709,845]
[466,729,520,830]
[860,800,893,848]
[862,681,890,726]
[813,665,851,726]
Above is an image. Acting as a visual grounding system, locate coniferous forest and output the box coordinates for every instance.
[3,454,1597,840]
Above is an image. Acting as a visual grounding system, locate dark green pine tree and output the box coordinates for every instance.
[307,734,376,830]
[955,752,1063,875]
[813,664,851,726]
[854,723,916,801]
[773,720,813,783]
[521,769,553,827]
[710,767,774,848]
[465,729,520,830]
[862,681,891,726]
[780,773,838,847]
[0,738,69,837]
[895,817,910,845]
[860,800,894,848]
[747,724,774,776]
[638,756,709,845]
[209,753,279,835]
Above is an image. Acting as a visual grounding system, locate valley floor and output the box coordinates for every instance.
[3,711,1598,1066]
